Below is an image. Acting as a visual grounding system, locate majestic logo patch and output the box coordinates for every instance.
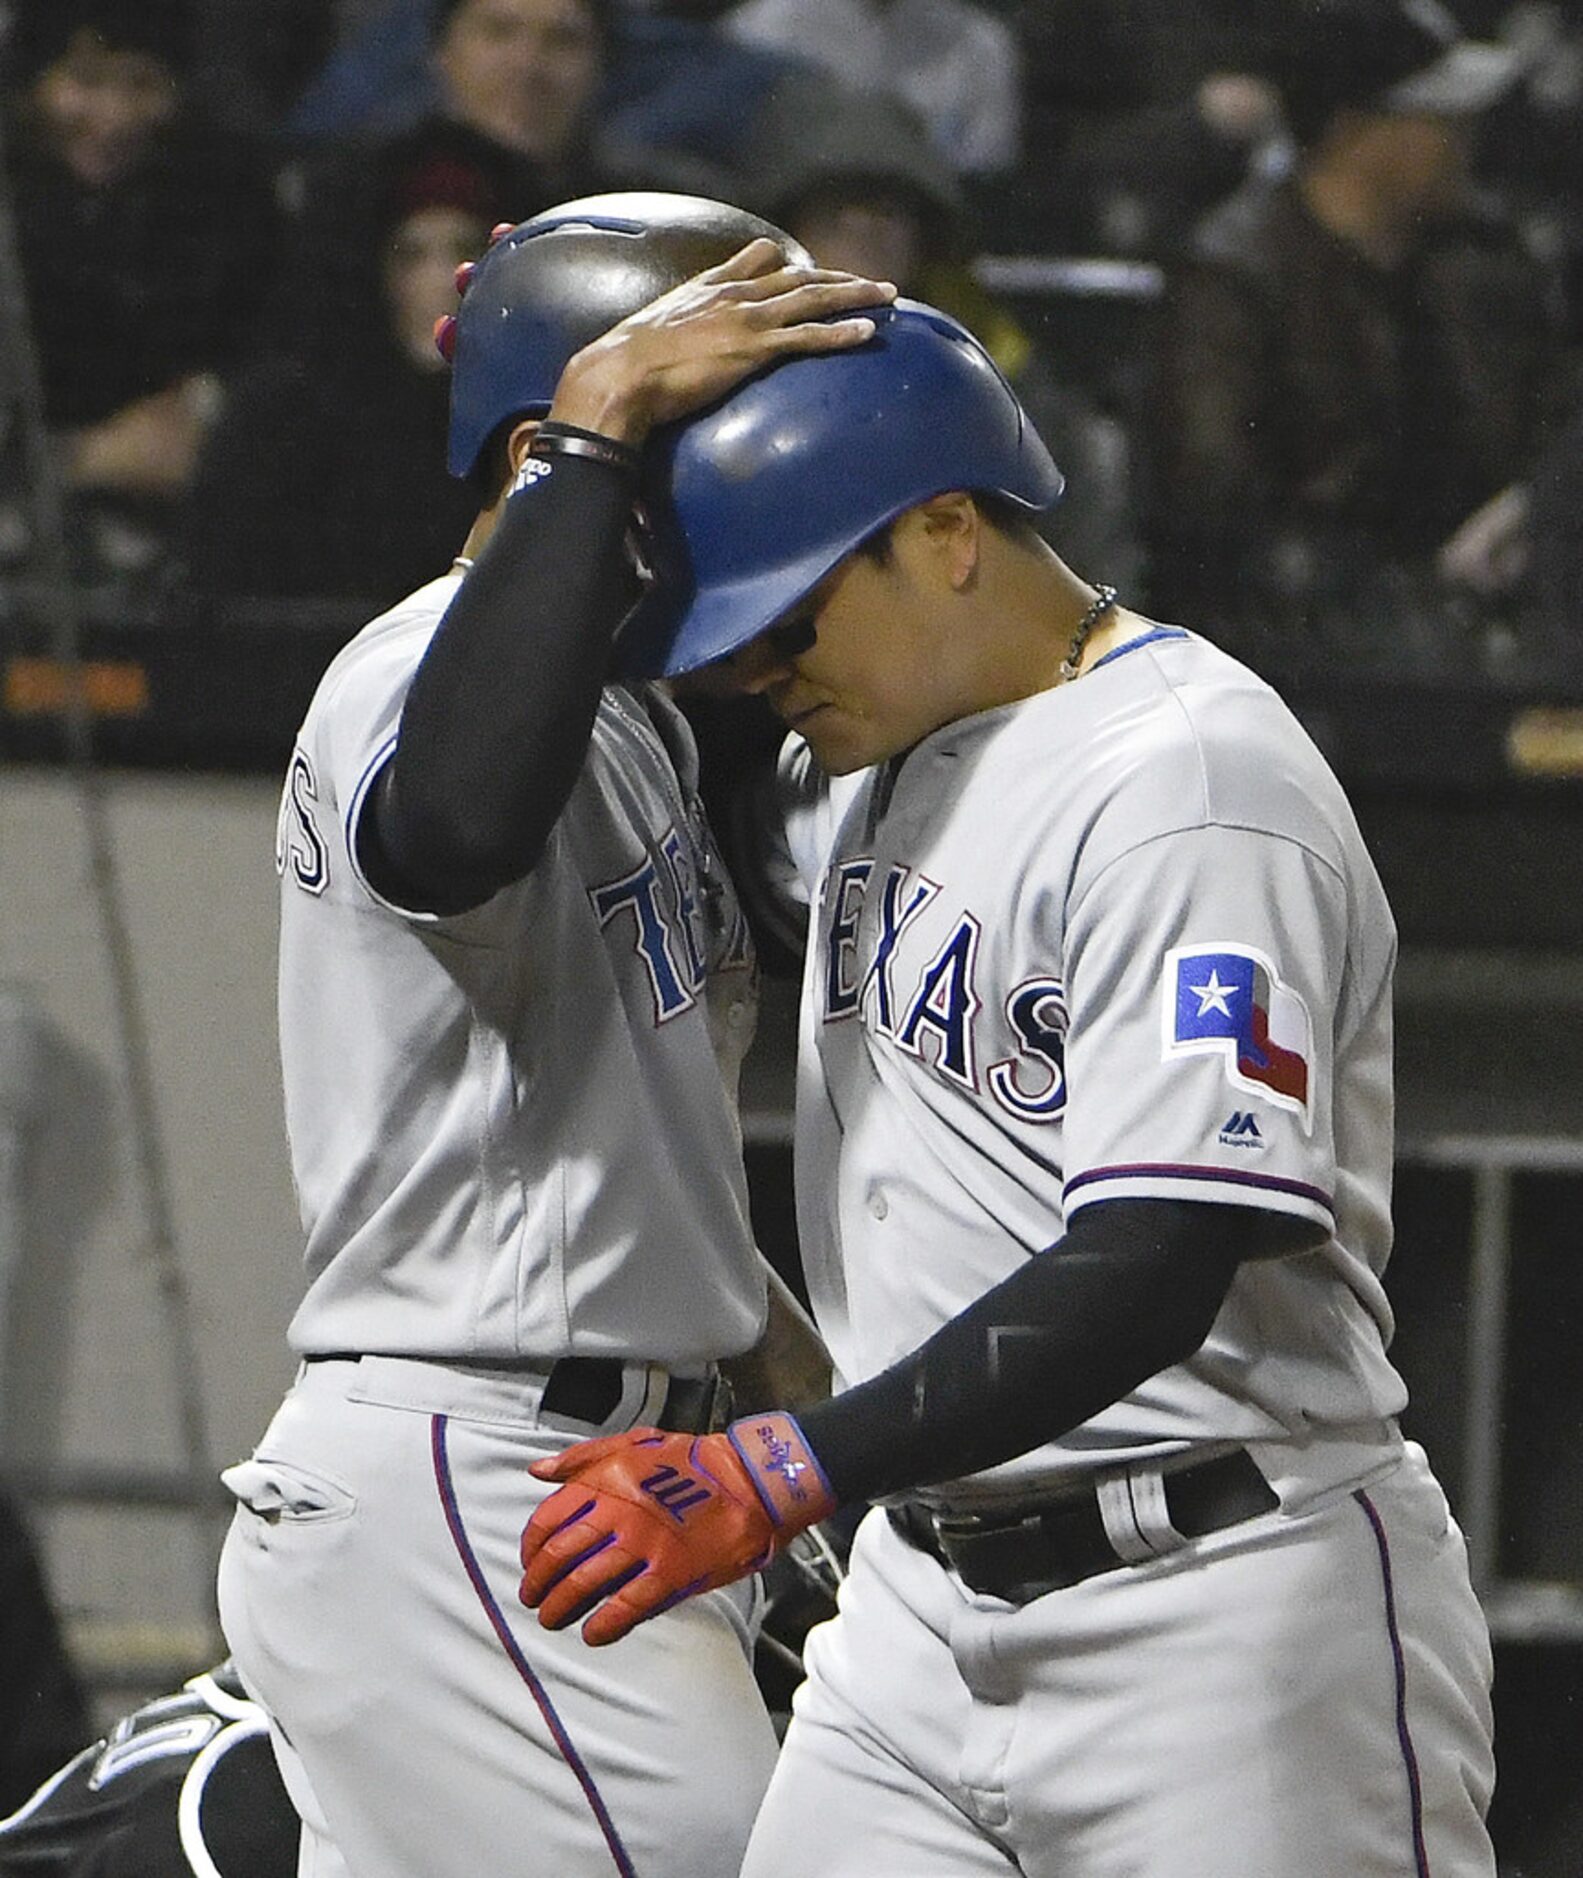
[1163,944,1312,1130]
[1219,1110,1265,1148]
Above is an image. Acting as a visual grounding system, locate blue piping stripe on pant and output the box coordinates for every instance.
[430,1412,638,1877]
[1355,1487,1431,1877]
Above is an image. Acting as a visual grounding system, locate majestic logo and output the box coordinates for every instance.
[1164,944,1313,1131]
[1218,1110,1265,1148]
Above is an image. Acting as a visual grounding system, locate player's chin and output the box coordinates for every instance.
[796,714,880,777]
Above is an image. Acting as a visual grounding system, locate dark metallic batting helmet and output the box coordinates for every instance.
[441,191,812,477]
[616,299,1065,679]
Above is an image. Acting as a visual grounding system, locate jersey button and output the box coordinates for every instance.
[868,1189,889,1221]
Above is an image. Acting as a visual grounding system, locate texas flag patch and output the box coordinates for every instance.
[1162,944,1313,1131]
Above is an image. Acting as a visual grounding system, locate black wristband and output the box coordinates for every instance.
[529,421,640,477]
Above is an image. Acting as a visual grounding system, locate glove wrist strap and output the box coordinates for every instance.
[726,1412,838,1531]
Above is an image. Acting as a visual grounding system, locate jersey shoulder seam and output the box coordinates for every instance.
[1074,812,1349,925]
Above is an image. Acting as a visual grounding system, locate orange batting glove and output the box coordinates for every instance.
[520,1413,837,1645]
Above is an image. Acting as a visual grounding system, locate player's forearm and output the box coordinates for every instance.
[796,1199,1322,1506]
[516,1201,1320,1648]
[720,1258,832,1414]
[376,454,637,907]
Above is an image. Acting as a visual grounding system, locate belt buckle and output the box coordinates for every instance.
[923,1479,1138,1602]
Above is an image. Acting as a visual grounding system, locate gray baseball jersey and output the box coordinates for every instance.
[228,579,782,1878]
[770,626,1408,1505]
[274,570,766,1364]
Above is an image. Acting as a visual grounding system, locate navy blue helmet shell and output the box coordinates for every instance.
[617,299,1064,679]
[444,191,812,477]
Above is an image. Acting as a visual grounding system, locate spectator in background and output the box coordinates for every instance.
[1148,0,1567,676]
[1006,0,1289,257]
[287,0,809,186]
[741,75,1142,589]
[185,0,346,141]
[182,147,498,610]
[0,0,279,587]
[722,0,1021,179]
[282,0,601,147]
[262,0,729,368]
[1429,398,1583,679]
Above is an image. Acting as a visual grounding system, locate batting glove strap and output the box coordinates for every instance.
[725,1412,837,1531]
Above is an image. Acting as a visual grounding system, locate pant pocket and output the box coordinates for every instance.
[221,1456,358,1524]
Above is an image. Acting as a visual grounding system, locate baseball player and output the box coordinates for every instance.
[0,1662,297,1877]
[519,301,1499,1875]
[216,193,893,1877]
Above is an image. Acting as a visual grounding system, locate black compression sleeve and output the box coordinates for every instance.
[796,1199,1324,1506]
[366,453,638,911]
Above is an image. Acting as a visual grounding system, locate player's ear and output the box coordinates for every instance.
[908,491,980,591]
[505,418,541,481]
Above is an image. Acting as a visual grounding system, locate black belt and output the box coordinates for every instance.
[540,1356,733,1434]
[889,1449,1278,1604]
[302,1353,732,1435]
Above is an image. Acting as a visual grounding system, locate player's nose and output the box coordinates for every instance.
[721,638,787,694]
[722,616,817,694]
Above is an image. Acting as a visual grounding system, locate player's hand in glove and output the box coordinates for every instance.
[520,1413,837,1645]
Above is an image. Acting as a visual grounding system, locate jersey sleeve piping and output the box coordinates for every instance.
[342,732,446,926]
[1064,1162,1335,1226]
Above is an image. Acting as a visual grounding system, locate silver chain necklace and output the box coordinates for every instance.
[1059,585,1119,682]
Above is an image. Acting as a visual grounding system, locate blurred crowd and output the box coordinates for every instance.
[3,0,1583,683]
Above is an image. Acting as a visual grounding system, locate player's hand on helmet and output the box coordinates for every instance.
[519,1413,837,1645]
[546,240,896,446]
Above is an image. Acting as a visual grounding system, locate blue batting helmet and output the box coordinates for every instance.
[442,191,811,477]
[615,299,1065,678]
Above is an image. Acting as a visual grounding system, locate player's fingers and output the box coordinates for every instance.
[527,1427,666,1483]
[579,1569,689,1646]
[520,1489,600,1571]
[533,1546,649,1632]
[725,277,895,326]
[689,237,795,285]
[521,1516,617,1604]
[755,316,885,357]
[774,275,897,313]
[716,266,895,309]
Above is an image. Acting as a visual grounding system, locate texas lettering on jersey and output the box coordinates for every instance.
[591,827,752,1025]
[276,744,749,1026]
[820,862,1313,1140]
[819,857,1069,1122]
[276,749,330,895]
